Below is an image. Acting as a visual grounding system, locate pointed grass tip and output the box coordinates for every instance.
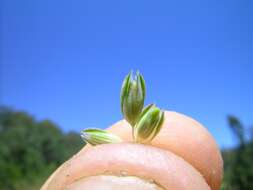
[120,71,146,126]
[133,104,165,143]
[81,129,122,146]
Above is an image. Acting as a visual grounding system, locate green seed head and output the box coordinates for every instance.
[120,71,146,126]
[133,104,164,143]
[81,129,122,146]
[81,70,164,146]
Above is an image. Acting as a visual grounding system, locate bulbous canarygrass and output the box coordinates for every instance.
[133,104,164,143]
[120,71,146,126]
[81,129,122,146]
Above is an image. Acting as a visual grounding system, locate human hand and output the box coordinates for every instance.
[41,111,223,190]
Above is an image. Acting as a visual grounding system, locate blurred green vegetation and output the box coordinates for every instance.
[0,107,84,190]
[221,115,253,190]
[0,107,252,189]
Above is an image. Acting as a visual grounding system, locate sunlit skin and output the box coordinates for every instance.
[41,111,223,190]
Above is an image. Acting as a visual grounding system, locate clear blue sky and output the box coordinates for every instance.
[1,0,252,148]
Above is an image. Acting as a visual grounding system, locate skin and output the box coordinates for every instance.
[65,175,165,190]
[41,111,223,190]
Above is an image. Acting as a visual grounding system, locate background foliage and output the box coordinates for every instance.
[0,107,252,189]
[221,116,253,190]
[0,107,84,190]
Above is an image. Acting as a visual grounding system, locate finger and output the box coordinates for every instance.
[106,111,223,190]
[45,143,210,190]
